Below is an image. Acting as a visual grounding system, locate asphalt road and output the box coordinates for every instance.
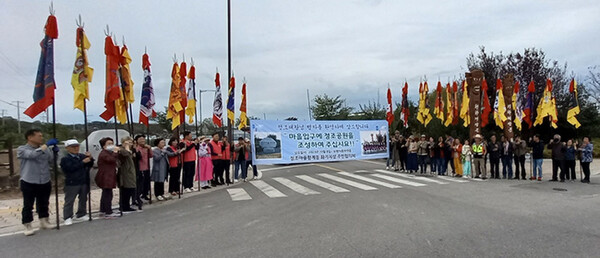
[1,160,599,258]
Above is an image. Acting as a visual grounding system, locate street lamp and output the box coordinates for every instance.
[198,88,217,135]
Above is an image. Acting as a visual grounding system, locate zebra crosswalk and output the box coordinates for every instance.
[226,169,478,201]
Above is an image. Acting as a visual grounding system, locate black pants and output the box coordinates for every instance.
[141,170,151,198]
[120,187,136,210]
[445,157,454,173]
[552,159,565,180]
[212,160,224,185]
[565,160,576,180]
[246,160,258,177]
[182,161,195,189]
[490,158,500,178]
[135,171,143,202]
[63,184,88,220]
[20,180,51,224]
[154,182,164,197]
[399,153,407,170]
[100,188,113,214]
[223,160,231,183]
[514,155,526,179]
[581,161,591,181]
[168,166,181,193]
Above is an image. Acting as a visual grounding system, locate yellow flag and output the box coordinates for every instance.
[71,27,94,112]
[444,83,453,127]
[417,82,432,126]
[167,63,183,129]
[534,79,558,128]
[493,79,507,129]
[513,82,522,131]
[459,80,470,127]
[185,66,197,124]
[567,79,581,128]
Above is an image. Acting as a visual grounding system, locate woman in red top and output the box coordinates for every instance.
[166,137,184,196]
[95,137,119,217]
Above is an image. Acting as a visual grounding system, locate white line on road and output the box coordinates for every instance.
[296,175,350,193]
[393,173,449,185]
[260,164,315,172]
[272,177,321,195]
[318,173,378,190]
[227,188,253,201]
[436,176,469,183]
[249,181,288,198]
[372,171,427,187]
[338,172,402,189]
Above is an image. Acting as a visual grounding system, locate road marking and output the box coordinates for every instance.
[260,163,315,172]
[272,177,320,195]
[372,170,427,187]
[314,163,344,172]
[296,175,350,193]
[249,181,287,198]
[355,170,368,172]
[359,159,386,166]
[436,176,469,183]
[318,173,378,190]
[393,173,449,185]
[338,172,402,188]
[227,188,252,201]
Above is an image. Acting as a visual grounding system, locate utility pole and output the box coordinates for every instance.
[13,101,23,135]
[1,109,6,126]
[306,89,312,121]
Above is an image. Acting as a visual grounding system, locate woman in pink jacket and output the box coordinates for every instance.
[196,137,214,189]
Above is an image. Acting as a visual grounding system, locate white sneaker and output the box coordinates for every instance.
[234,179,239,183]
[386,166,390,170]
[184,188,191,193]
[73,216,87,222]
[157,196,165,201]
[64,218,73,226]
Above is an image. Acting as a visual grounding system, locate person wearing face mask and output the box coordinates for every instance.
[118,137,139,212]
[17,129,59,235]
[196,137,214,189]
[95,137,120,218]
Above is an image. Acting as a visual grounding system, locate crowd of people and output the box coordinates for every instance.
[386,131,594,183]
[17,129,259,236]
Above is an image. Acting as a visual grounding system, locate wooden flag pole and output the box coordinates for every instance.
[51,101,60,230]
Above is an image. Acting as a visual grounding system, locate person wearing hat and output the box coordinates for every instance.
[472,134,487,179]
[60,139,94,225]
[196,136,214,189]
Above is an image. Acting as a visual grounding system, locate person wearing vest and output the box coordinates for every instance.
[222,136,233,185]
[134,135,153,201]
[166,137,184,196]
[17,129,58,235]
[197,136,214,189]
[513,136,527,180]
[209,132,225,186]
[234,137,250,182]
[181,131,197,193]
[528,134,545,181]
[487,135,500,179]
[472,134,487,179]
[60,139,94,226]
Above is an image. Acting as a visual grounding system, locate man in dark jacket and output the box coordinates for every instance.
[547,134,567,182]
[500,136,514,179]
[487,135,501,179]
[528,135,545,181]
[60,139,94,225]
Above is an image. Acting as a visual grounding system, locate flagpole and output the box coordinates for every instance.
[227,0,234,185]
[77,25,93,221]
[51,100,60,230]
[112,101,123,217]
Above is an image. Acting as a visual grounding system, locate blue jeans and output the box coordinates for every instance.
[533,159,543,178]
[430,158,437,173]
[502,156,513,178]
[437,158,446,175]
[418,155,428,173]
[235,160,248,179]
[386,158,396,167]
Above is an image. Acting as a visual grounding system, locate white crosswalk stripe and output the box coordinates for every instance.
[338,172,402,189]
[372,171,427,187]
[393,173,449,185]
[272,177,320,195]
[296,175,350,193]
[318,173,378,190]
[436,176,469,183]
[227,188,252,201]
[249,180,287,198]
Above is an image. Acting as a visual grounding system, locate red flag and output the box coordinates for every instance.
[452,81,459,125]
[401,82,409,127]
[481,79,492,127]
[523,80,535,128]
[99,36,122,121]
[386,87,394,126]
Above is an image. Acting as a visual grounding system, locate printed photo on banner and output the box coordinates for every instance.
[254,132,282,160]
[360,129,388,155]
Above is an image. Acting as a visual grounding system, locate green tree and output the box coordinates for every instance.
[150,107,172,134]
[310,94,354,120]
[356,100,386,120]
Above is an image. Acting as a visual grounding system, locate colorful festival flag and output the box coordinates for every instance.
[444,82,453,127]
[139,53,156,126]
[386,87,394,126]
[417,82,432,126]
[227,75,235,123]
[401,82,409,127]
[512,82,523,131]
[213,72,223,127]
[459,80,470,127]
[480,79,492,127]
[452,81,459,125]
[523,80,535,128]
[71,26,93,112]
[179,61,187,124]
[166,62,183,130]
[534,79,558,128]
[185,64,196,124]
[493,79,507,129]
[238,81,248,130]
[566,79,581,128]
[119,45,134,104]
[434,81,444,121]
[24,15,59,118]
[99,36,125,123]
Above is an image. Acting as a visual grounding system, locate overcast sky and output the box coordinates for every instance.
[1,0,599,125]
